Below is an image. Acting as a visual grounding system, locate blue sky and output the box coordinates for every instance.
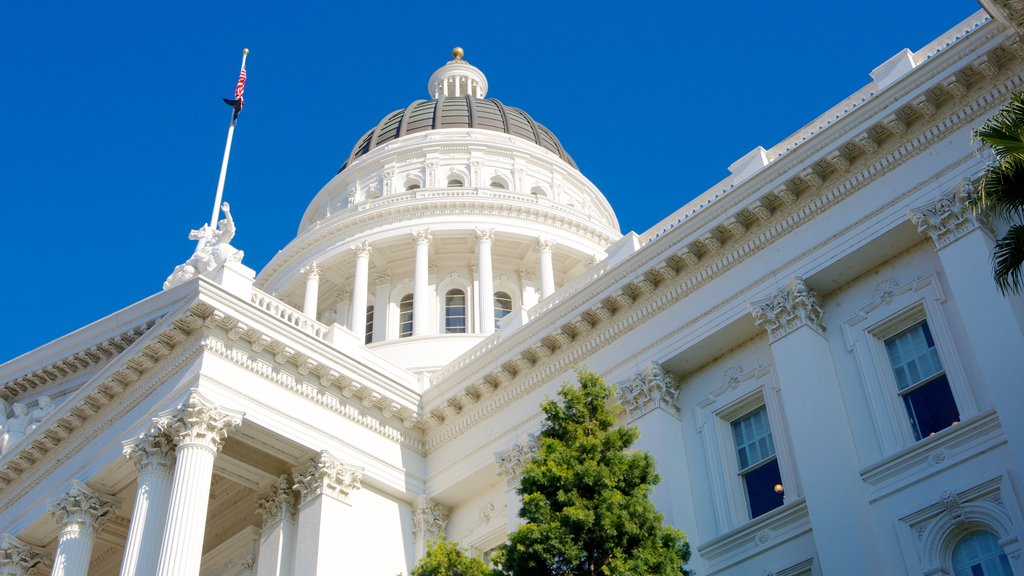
[0,0,980,360]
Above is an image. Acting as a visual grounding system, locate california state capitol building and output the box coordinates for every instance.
[3,3,1024,575]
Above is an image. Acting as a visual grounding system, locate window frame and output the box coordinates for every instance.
[444,288,468,334]
[398,293,414,338]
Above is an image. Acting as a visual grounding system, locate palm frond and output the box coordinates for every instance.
[994,224,1024,295]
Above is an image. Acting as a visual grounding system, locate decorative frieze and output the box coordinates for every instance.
[909,178,983,250]
[0,535,48,576]
[750,277,826,342]
[256,475,296,528]
[616,361,680,422]
[292,451,363,504]
[412,495,449,540]
[49,481,120,532]
[494,434,540,489]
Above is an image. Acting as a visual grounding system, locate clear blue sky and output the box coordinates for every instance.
[0,0,981,360]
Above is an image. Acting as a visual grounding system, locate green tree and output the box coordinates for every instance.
[497,370,690,576]
[974,91,1024,294]
[410,537,494,576]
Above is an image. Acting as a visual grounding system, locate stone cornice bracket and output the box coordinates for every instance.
[292,451,363,505]
[154,392,244,453]
[122,425,176,474]
[351,240,372,258]
[494,433,540,490]
[616,361,681,422]
[909,178,984,250]
[412,229,433,245]
[412,495,449,538]
[256,475,296,528]
[750,277,826,343]
[0,535,49,575]
[48,481,121,532]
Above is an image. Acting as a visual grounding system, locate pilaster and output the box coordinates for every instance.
[494,434,539,532]
[291,452,363,576]
[412,496,449,561]
[256,476,296,576]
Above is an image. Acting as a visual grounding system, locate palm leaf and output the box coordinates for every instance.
[994,224,1024,295]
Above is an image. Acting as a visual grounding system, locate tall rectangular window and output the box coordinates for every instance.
[445,290,467,333]
[399,294,414,338]
[732,406,785,519]
[884,321,959,440]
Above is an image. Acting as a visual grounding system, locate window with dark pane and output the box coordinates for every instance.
[445,289,467,334]
[884,321,960,440]
[364,305,374,344]
[952,530,1014,576]
[494,292,512,329]
[731,405,785,519]
[399,294,414,338]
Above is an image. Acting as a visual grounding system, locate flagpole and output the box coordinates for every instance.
[210,48,249,229]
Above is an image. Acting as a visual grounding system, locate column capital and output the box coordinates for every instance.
[375,269,392,286]
[0,535,48,576]
[292,451,363,505]
[750,277,826,343]
[909,179,985,250]
[412,496,449,539]
[123,425,176,474]
[537,237,555,253]
[616,361,680,422]
[300,262,322,280]
[155,392,243,452]
[494,434,540,490]
[412,229,433,246]
[49,481,120,532]
[475,228,495,244]
[256,475,296,528]
[351,240,372,258]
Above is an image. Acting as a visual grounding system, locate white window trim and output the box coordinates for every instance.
[389,280,415,340]
[695,363,799,533]
[437,273,473,334]
[842,275,975,455]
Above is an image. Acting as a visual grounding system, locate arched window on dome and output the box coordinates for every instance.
[494,291,512,329]
[447,175,464,188]
[364,305,374,345]
[490,176,508,190]
[404,177,422,192]
[445,289,467,333]
[952,530,1014,576]
[530,186,548,197]
[399,294,414,338]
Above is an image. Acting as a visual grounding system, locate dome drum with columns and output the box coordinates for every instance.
[257,49,620,373]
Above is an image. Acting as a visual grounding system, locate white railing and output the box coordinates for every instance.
[250,291,329,340]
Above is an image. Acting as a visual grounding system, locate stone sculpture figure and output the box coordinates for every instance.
[27,395,54,434]
[1,403,32,455]
[164,202,245,290]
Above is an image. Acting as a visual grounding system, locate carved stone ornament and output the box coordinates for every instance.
[413,229,433,245]
[475,228,496,244]
[123,425,176,474]
[412,495,449,539]
[494,434,540,489]
[292,451,363,504]
[256,475,296,528]
[154,393,243,452]
[909,179,984,250]
[164,201,245,290]
[48,481,120,531]
[939,489,967,526]
[616,361,681,422]
[0,535,48,576]
[352,240,372,258]
[750,277,826,343]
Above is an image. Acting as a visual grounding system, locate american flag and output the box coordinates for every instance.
[224,64,247,118]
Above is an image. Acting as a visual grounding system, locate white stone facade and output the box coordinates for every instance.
[3,8,1024,576]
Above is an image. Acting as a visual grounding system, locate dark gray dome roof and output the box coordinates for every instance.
[340,96,577,172]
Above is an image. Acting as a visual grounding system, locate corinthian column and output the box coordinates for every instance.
[412,230,432,336]
[0,535,48,576]
[154,393,243,576]
[291,452,363,576]
[49,482,120,576]
[412,496,448,561]
[119,426,176,576]
[476,229,495,334]
[301,263,321,319]
[255,476,296,576]
[494,434,539,532]
[537,238,555,299]
[349,241,372,334]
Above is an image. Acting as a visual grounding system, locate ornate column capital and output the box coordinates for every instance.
[750,277,826,343]
[292,451,363,505]
[475,228,495,244]
[351,240,372,258]
[123,425,176,474]
[909,179,985,250]
[256,475,296,528]
[494,434,540,490]
[49,481,120,532]
[0,535,48,576]
[412,496,449,539]
[537,237,555,253]
[412,229,433,246]
[616,361,680,422]
[155,392,243,453]
[300,262,321,280]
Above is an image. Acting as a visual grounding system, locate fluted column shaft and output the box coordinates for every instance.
[50,483,119,576]
[476,230,495,334]
[412,231,432,336]
[119,429,175,576]
[302,264,321,319]
[349,243,371,334]
[154,394,242,576]
[538,239,555,299]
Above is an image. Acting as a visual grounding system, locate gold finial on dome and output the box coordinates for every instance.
[452,47,464,61]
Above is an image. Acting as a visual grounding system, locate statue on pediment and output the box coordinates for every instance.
[164,202,245,290]
[0,402,32,455]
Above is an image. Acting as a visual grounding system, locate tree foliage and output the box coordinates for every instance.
[410,537,495,576]
[496,370,690,576]
[974,91,1024,294]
